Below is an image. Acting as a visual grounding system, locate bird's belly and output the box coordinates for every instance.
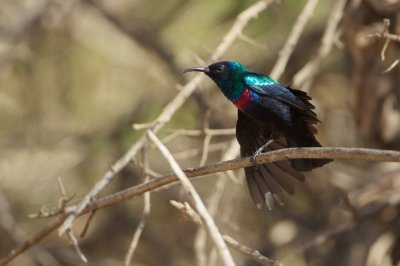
[236,97,292,129]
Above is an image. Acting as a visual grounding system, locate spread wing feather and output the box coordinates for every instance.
[236,110,305,209]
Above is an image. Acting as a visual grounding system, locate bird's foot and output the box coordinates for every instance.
[250,139,276,167]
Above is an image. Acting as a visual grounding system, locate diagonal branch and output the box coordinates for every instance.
[2,146,400,265]
[292,0,347,90]
[269,0,320,80]
[171,200,281,266]
[147,130,236,266]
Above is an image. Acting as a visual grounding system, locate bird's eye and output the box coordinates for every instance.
[215,65,225,73]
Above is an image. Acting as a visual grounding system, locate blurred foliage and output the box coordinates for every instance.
[0,0,400,266]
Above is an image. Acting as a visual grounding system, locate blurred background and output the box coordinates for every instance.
[0,0,400,265]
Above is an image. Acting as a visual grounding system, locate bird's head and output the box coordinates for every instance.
[183,61,249,84]
[184,61,249,100]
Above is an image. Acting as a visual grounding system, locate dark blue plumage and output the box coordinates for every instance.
[184,61,332,209]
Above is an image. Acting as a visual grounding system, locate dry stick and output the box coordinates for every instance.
[2,147,400,265]
[57,0,277,238]
[125,146,151,266]
[147,130,236,266]
[195,138,240,266]
[210,0,276,62]
[171,201,281,266]
[269,0,320,80]
[83,147,400,211]
[382,59,400,74]
[380,20,391,61]
[66,229,87,263]
[57,178,88,263]
[369,18,400,44]
[0,192,62,266]
[293,0,346,91]
[367,19,400,73]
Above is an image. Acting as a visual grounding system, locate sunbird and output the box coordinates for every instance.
[184,61,331,210]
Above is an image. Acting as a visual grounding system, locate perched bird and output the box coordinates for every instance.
[184,61,332,210]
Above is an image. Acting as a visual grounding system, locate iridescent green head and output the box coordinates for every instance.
[183,61,249,100]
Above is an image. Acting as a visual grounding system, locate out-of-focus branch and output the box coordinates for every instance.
[147,130,236,266]
[269,0,320,80]
[57,0,277,239]
[2,147,400,265]
[293,0,347,91]
[171,201,282,266]
[125,146,151,266]
[194,137,238,266]
[0,0,49,68]
[84,0,182,79]
[368,18,400,73]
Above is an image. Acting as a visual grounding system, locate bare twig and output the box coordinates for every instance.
[3,146,400,265]
[381,19,390,61]
[200,112,213,166]
[238,33,268,50]
[367,19,400,73]
[382,58,400,73]
[293,0,347,90]
[66,229,88,263]
[368,18,400,44]
[147,130,236,266]
[195,138,240,266]
[171,201,281,266]
[57,178,87,262]
[79,210,96,238]
[270,0,320,80]
[125,146,151,266]
[28,177,75,219]
[57,0,277,237]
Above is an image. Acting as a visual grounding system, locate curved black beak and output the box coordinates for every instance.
[183,66,209,73]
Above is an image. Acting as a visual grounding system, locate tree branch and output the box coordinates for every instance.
[147,130,236,266]
[171,200,281,266]
[269,0,320,80]
[2,147,400,265]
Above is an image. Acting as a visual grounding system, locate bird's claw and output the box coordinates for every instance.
[250,139,276,167]
[250,146,264,166]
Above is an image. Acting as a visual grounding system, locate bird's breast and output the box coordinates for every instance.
[233,88,258,111]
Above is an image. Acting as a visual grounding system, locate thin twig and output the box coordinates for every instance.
[195,138,240,266]
[199,112,213,166]
[382,58,400,74]
[57,178,88,262]
[269,0,320,80]
[125,145,151,266]
[367,18,400,73]
[57,0,277,237]
[66,229,88,263]
[79,210,96,238]
[171,201,281,266]
[147,130,236,266]
[368,18,400,44]
[2,146,400,265]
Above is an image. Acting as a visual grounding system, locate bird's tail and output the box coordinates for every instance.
[287,133,332,171]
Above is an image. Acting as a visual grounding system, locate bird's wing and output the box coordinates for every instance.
[244,73,317,120]
[236,110,305,209]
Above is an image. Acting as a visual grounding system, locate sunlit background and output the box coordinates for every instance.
[1,0,400,265]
